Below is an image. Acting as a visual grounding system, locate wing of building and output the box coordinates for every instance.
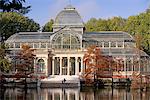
[6,5,150,78]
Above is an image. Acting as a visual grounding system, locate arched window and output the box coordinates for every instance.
[52,32,81,50]
[37,59,45,73]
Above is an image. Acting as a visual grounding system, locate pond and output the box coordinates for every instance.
[1,87,150,100]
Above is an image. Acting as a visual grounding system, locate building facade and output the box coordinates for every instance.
[6,5,150,77]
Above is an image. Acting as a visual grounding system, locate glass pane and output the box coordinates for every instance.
[15,43,20,48]
[28,43,33,48]
[98,42,103,47]
[41,43,46,48]
[104,42,109,47]
[9,43,14,48]
[54,57,60,75]
[111,42,116,47]
[37,59,45,72]
[62,57,68,75]
[34,43,39,48]
[118,42,123,47]
[70,57,75,75]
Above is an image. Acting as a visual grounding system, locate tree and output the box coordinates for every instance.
[0,12,40,40]
[82,46,118,84]
[85,18,98,32]
[15,44,35,72]
[143,34,150,55]
[42,19,54,32]
[0,0,31,14]
[96,19,109,31]
[108,17,126,31]
[0,44,11,72]
[13,44,35,89]
[134,33,143,51]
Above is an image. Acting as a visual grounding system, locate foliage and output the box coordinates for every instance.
[42,19,54,32]
[85,18,109,32]
[15,44,35,72]
[85,17,126,32]
[0,12,40,40]
[0,0,31,14]
[82,46,119,83]
[131,72,150,89]
[108,17,126,31]
[134,33,143,50]
[0,44,11,72]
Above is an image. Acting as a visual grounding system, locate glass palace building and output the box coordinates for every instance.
[6,5,150,78]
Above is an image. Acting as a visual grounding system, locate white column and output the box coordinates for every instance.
[75,57,79,75]
[102,42,104,48]
[81,57,83,73]
[67,57,70,75]
[109,41,111,48]
[45,58,48,76]
[52,57,55,75]
[123,41,125,48]
[116,42,118,48]
[60,57,62,75]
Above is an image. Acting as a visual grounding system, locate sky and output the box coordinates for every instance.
[25,0,150,26]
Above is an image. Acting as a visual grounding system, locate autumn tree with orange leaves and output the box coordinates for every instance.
[82,46,119,83]
[15,44,35,75]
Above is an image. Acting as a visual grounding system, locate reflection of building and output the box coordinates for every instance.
[6,5,150,78]
[40,88,80,100]
[3,88,150,100]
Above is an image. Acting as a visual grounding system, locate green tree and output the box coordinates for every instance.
[0,12,40,40]
[0,44,11,72]
[124,12,150,55]
[96,19,109,31]
[85,18,98,32]
[0,0,31,14]
[108,17,126,31]
[42,19,54,32]
[85,17,126,32]
[143,34,150,55]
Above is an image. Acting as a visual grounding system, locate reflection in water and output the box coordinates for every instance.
[1,87,150,100]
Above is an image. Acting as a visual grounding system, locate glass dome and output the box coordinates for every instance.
[54,5,84,26]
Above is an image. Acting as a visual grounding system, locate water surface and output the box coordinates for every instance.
[1,87,150,100]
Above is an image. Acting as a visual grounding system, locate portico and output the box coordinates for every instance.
[52,54,84,76]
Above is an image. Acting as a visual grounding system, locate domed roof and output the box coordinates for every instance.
[54,5,84,27]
